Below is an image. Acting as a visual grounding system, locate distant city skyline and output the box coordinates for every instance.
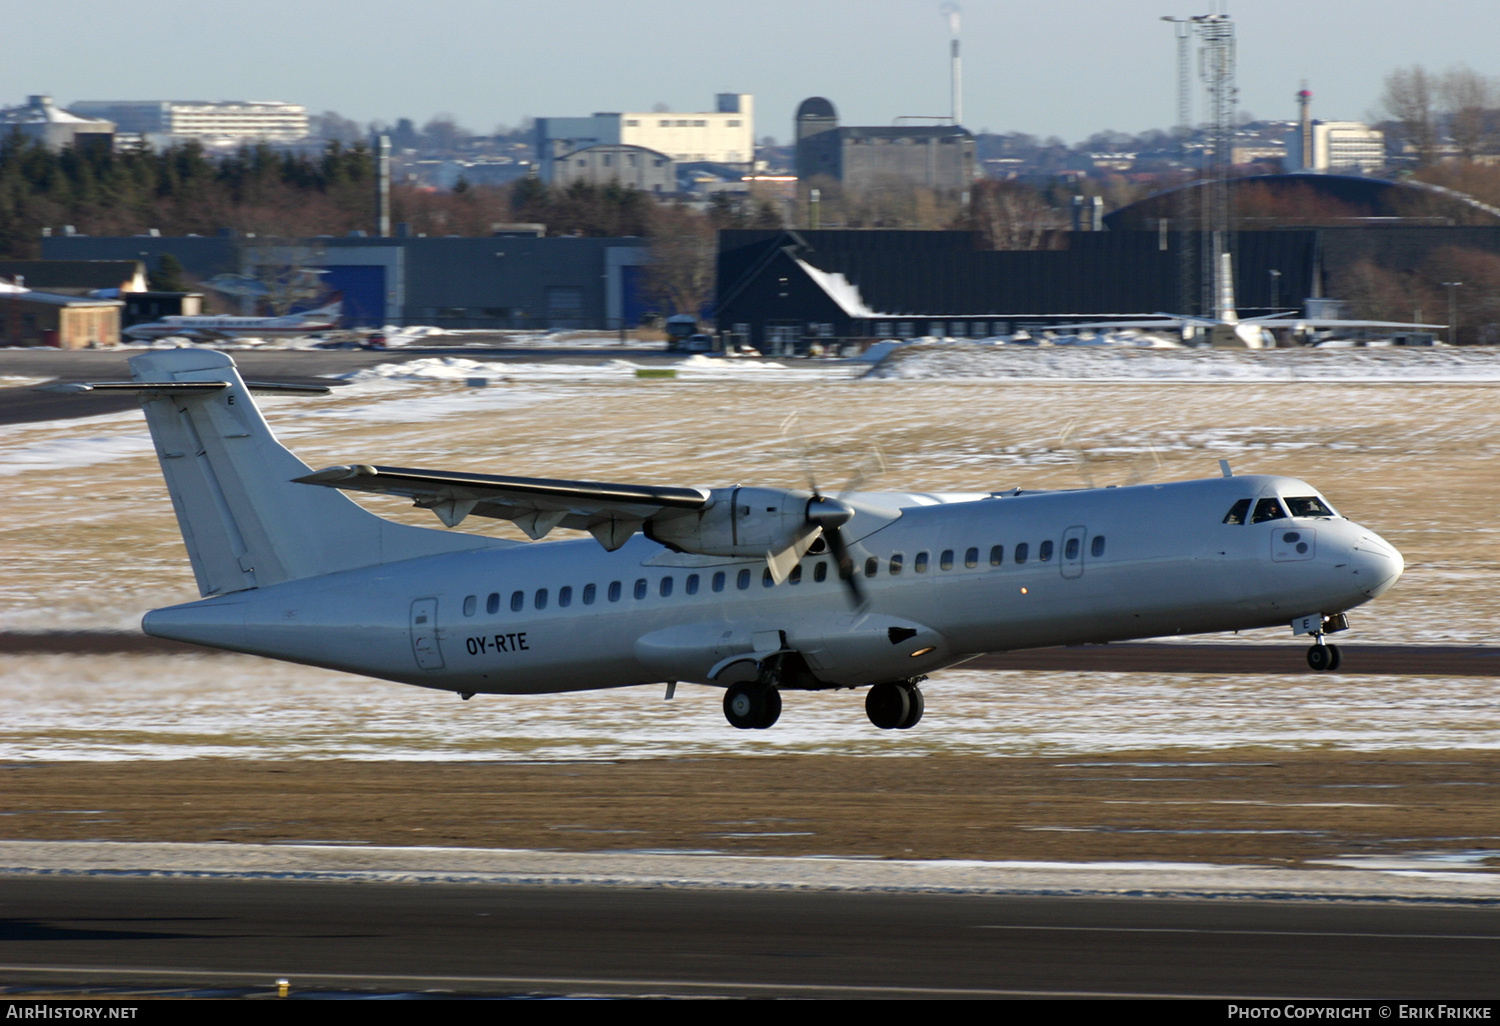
[9,0,1497,145]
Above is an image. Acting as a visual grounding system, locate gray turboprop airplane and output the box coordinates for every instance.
[64,350,1404,730]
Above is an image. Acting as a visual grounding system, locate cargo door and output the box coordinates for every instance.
[410,597,444,670]
[1061,525,1087,579]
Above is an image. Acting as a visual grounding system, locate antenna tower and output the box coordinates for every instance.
[1194,10,1236,317]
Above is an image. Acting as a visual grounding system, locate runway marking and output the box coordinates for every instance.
[973,925,1500,940]
[0,964,1280,999]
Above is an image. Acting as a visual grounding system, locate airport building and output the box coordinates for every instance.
[0,281,122,348]
[1284,120,1386,174]
[0,96,114,153]
[41,233,651,331]
[551,144,675,193]
[68,100,310,144]
[536,94,753,182]
[793,97,976,193]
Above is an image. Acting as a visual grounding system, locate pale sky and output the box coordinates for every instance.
[9,0,1498,144]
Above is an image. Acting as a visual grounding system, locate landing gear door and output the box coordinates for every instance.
[410,597,444,670]
[1061,525,1087,579]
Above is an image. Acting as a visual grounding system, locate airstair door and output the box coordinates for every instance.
[410,598,445,670]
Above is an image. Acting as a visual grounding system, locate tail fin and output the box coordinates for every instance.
[131,349,498,597]
[303,292,342,320]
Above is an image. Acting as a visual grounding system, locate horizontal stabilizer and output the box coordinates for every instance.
[39,380,331,397]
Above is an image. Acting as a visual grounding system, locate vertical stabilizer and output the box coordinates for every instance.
[131,349,497,596]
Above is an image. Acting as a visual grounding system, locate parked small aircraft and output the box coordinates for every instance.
[1060,254,1445,348]
[123,298,343,342]
[62,350,1404,729]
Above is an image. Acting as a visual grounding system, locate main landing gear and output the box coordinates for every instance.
[723,681,782,729]
[865,679,925,730]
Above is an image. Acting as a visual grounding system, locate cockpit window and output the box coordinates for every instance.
[1285,496,1336,518]
[1251,497,1288,524]
[1223,498,1252,525]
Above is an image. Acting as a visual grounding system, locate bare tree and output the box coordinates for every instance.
[1383,65,1440,165]
[964,179,1058,250]
[643,204,715,320]
[1441,65,1499,161]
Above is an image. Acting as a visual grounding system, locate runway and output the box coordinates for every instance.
[3,873,1499,999]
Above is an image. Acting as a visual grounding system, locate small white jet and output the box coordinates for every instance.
[65,350,1404,730]
[123,298,343,342]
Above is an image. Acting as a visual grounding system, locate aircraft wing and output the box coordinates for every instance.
[1044,317,1203,332]
[1241,318,1447,330]
[296,464,710,549]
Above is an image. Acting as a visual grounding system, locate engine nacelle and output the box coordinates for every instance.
[646,486,813,558]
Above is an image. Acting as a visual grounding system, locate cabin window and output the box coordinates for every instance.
[713,571,726,592]
[990,545,1004,566]
[965,547,979,568]
[789,564,803,585]
[660,576,674,598]
[463,595,477,616]
[582,583,597,605]
[1039,540,1054,562]
[558,586,572,608]
[686,574,700,595]
[1286,496,1335,518]
[865,556,880,577]
[738,569,752,590]
[608,581,622,602]
[939,550,954,571]
[814,561,828,582]
[486,592,500,614]
[634,578,648,599]
[535,588,548,610]
[1223,498,1252,525]
[1015,542,1029,564]
[1091,535,1106,558]
[1064,537,1080,560]
[914,551,929,573]
[763,568,774,587]
[889,553,904,575]
[511,590,524,611]
[1252,498,1288,524]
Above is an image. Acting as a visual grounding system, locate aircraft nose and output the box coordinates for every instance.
[1347,531,1403,599]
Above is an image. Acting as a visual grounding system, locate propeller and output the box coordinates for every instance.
[775,413,882,609]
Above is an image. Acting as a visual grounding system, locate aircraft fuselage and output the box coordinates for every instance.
[143,473,1402,696]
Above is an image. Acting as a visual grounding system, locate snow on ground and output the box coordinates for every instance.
[868,342,1500,382]
[334,354,858,387]
[3,655,1498,761]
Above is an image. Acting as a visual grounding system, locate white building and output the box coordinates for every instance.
[537,94,752,182]
[69,100,310,145]
[1283,120,1385,174]
[0,96,114,152]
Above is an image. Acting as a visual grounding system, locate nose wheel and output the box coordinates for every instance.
[1306,641,1342,672]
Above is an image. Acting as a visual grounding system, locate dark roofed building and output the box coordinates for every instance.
[0,260,146,296]
[715,228,1318,353]
[793,97,975,193]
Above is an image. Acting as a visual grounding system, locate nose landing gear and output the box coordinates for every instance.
[1306,640,1342,672]
[1295,612,1349,672]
